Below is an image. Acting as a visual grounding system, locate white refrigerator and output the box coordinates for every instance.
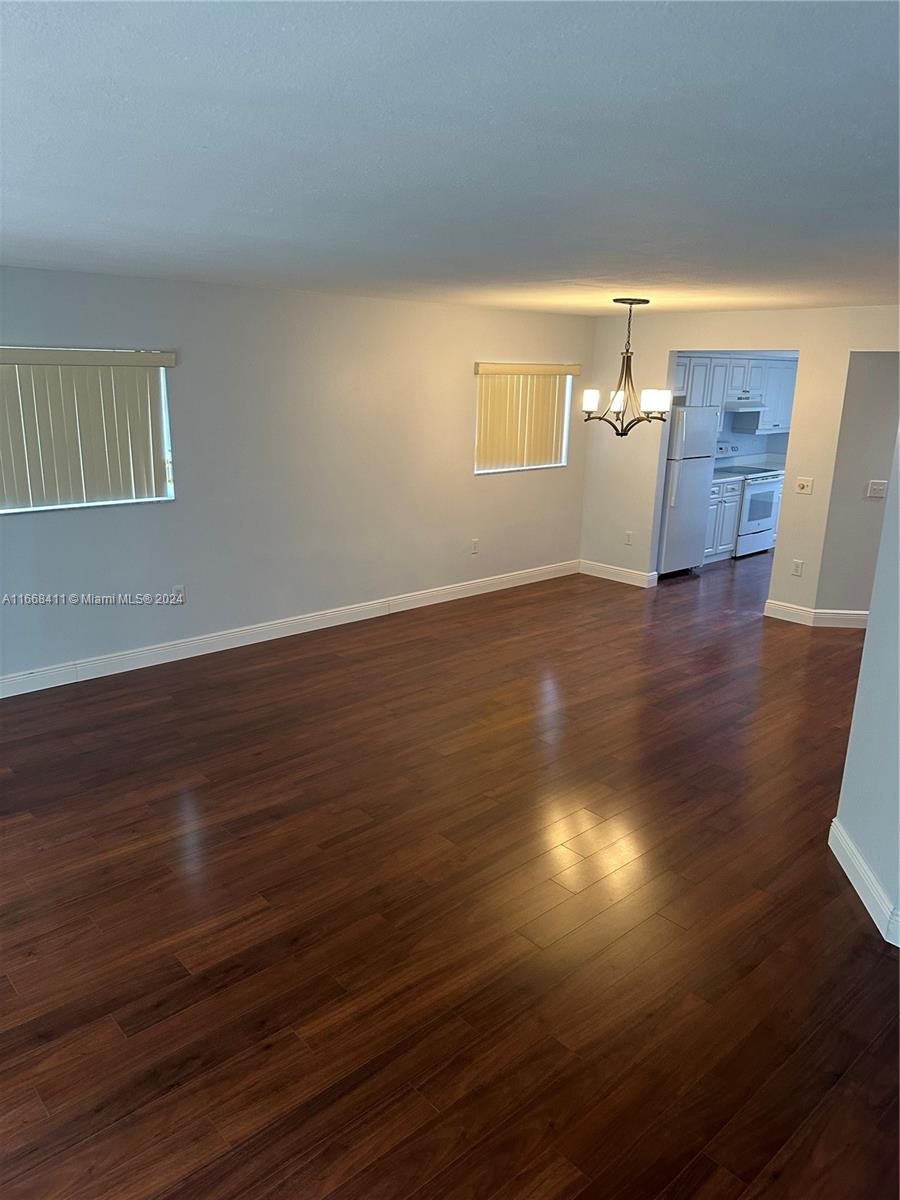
[657,407,719,574]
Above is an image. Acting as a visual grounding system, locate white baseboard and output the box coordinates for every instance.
[764,600,868,628]
[0,560,580,698]
[578,560,658,589]
[389,560,579,612]
[828,819,900,946]
[0,662,81,695]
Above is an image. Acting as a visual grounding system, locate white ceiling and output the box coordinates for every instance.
[1,2,897,313]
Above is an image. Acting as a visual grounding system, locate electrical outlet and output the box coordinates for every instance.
[471,538,479,555]
[791,559,804,577]
[866,480,888,499]
[624,531,633,545]
[795,477,814,495]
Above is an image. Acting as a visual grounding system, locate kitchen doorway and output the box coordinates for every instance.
[656,351,798,579]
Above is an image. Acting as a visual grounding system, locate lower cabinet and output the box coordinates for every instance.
[704,482,742,561]
[717,494,740,553]
[705,497,720,556]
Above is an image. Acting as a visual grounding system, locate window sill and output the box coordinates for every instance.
[1,496,176,516]
[474,463,568,476]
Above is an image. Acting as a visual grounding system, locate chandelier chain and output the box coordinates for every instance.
[624,303,634,353]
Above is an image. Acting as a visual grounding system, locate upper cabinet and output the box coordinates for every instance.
[676,352,797,434]
[746,360,767,398]
[676,355,727,412]
[725,358,750,401]
[674,357,689,395]
[725,358,764,404]
[755,360,797,433]
[732,358,797,434]
[674,355,711,405]
[685,357,711,406]
[708,358,730,430]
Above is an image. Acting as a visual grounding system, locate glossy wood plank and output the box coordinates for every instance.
[736,1018,899,1200]
[0,556,895,1199]
[705,947,898,1183]
[655,1155,746,1200]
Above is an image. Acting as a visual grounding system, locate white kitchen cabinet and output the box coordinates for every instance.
[685,357,711,406]
[756,360,796,433]
[725,359,750,401]
[724,358,764,404]
[704,480,741,561]
[705,496,721,555]
[680,353,797,433]
[747,360,766,396]
[732,358,797,434]
[707,358,730,430]
[717,494,740,553]
[674,357,689,395]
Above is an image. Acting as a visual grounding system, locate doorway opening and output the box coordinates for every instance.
[655,350,798,581]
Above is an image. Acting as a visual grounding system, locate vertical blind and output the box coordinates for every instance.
[474,362,580,473]
[0,348,175,512]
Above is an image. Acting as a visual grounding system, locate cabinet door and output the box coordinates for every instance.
[685,357,711,406]
[674,358,689,394]
[747,360,766,396]
[759,361,796,433]
[717,495,740,553]
[707,358,729,430]
[726,359,750,398]
[705,499,722,556]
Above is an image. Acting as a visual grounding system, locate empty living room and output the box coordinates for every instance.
[0,3,898,1198]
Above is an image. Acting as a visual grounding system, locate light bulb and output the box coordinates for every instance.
[640,388,673,414]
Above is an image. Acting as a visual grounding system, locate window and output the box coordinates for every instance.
[0,347,175,513]
[474,361,580,474]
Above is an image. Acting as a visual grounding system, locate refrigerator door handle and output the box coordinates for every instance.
[669,460,681,508]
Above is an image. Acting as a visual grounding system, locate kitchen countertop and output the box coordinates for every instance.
[712,468,747,482]
[713,465,785,481]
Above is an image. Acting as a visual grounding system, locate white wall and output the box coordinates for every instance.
[0,267,594,677]
[580,306,899,610]
[830,437,899,943]
[3,272,897,682]
[817,352,898,612]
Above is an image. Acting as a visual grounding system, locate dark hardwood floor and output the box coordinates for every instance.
[1,554,896,1199]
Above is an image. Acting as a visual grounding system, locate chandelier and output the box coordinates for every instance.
[582,298,672,436]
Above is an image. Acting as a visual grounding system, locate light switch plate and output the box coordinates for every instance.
[795,476,814,494]
[866,480,888,499]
